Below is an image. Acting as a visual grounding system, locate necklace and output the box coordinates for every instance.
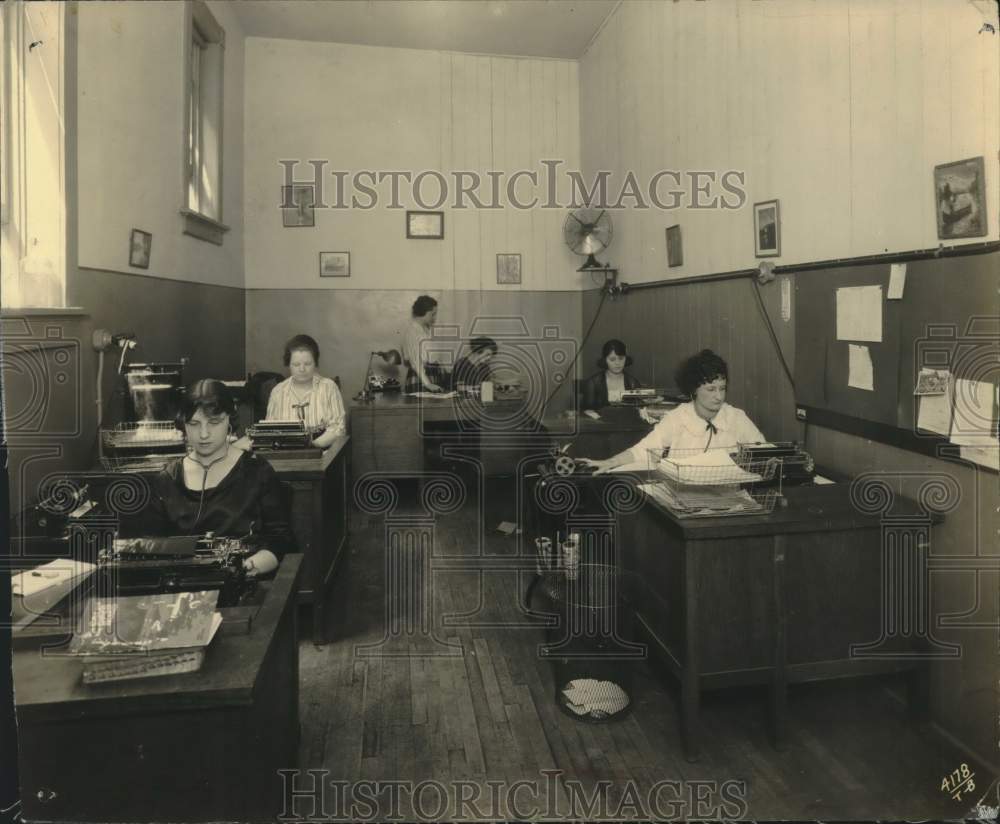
[290,379,313,402]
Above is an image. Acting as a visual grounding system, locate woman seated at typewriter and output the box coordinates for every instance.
[265,334,346,448]
[581,338,643,410]
[450,336,498,389]
[123,380,295,576]
[580,349,766,474]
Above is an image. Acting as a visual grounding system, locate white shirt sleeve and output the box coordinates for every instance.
[732,407,767,445]
[320,379,347,436]
[628,409,680,464]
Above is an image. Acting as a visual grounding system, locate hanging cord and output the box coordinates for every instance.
[750,278,795,390]
[542,288,609,412]
[186,446,230,528]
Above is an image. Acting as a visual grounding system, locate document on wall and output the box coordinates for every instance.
[916,371,953,435]
[887,263,907,299]
[847,344,874,391]
[836,285,883,341]
[949,379,997,446]
[780,276,792,322]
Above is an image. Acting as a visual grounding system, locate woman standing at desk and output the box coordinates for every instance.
[581,349,765,472]
[124,380,295,575]
[582,338,642,410]
[402,295,443,393]
[266,334,345,448]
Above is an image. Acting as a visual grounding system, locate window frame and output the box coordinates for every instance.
[180,0,228,245]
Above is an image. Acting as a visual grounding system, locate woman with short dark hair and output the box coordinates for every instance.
[581,339,642,410]
[581,349,765,473]
[123,380,295,576]
[265,334,346,447]
[402,295,443,393]
[451,336,498,389]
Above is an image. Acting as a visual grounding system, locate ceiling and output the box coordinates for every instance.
[230,0,620,60]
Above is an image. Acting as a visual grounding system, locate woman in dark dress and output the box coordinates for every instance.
[581,339,641,411]
[125,380,294,576]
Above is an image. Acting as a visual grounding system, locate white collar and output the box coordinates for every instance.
[678,401,731,435]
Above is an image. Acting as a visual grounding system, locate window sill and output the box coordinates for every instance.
[180,209,230,246]
[1,306,88,317]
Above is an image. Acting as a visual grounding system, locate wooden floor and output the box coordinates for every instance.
[296,491,979,821]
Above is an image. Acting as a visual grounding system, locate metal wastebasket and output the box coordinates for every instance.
[528,562,642,723]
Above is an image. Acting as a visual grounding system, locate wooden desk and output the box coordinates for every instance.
[350,394,651,477]
[14,555,302,823]
[351,393,548,477]
[262,436,350,644]
[615,482,936,761]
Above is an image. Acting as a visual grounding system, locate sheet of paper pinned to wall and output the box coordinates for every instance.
[887,263,907,300]
[847,344,874,391]
[915,370,953,435]
[836,285,883,341]
[949,378,997,446]
[780,276,791,322]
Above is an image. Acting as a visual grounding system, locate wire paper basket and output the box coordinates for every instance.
[642,447,781,517]
[101,421,185,451]
[100,454,176,474]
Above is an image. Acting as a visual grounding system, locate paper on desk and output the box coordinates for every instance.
[12,559,97,630]
[887,263,907,299]
[658,450,762,485]
[949,379,997,446]
[12,559,96,597]
[409,391,458,399]
[836,285,883,342]
[848,344,874,391]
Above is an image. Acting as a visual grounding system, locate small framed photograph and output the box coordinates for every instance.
[129,229,152,269]
[319,251,350,278]
[665,225,683,268]
[282,184,315,228]
[934,157,987,239]
[406,210,444,239]
[496,253,522,284]
[754,199,780,257]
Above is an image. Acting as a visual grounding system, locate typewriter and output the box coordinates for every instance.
[736,442,816,487]
[246,419,322,455]
[97,533,256,607]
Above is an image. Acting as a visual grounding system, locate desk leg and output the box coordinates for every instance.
[682,546,701,762]
[311,482,327,646]
[770,535,788,751]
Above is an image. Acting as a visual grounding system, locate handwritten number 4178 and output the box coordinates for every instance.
[941,764,975,801]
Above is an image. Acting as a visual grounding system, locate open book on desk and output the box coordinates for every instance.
[71,590,223,684]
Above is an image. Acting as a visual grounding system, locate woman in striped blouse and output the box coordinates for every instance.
[265,334,346,448]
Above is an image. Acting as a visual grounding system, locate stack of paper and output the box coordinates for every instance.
[657,450,762,485]
[561,678,629,717]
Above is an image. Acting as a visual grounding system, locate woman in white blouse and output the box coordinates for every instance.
[581,349,765,473]
[265,334,346,448]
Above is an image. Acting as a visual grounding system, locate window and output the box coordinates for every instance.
[1,2,66,309]
[181,0,228,244]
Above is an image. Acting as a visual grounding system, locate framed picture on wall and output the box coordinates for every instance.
[754,199,780,257]
[129,229,152,269]
[281,184,315,228]
[406,210,444,239]
[496,253,522,284]
[319,251,350,278]
[934,156,987,239]
[665,225,683,267]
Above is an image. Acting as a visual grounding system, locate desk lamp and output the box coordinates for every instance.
[358,349,402,402]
